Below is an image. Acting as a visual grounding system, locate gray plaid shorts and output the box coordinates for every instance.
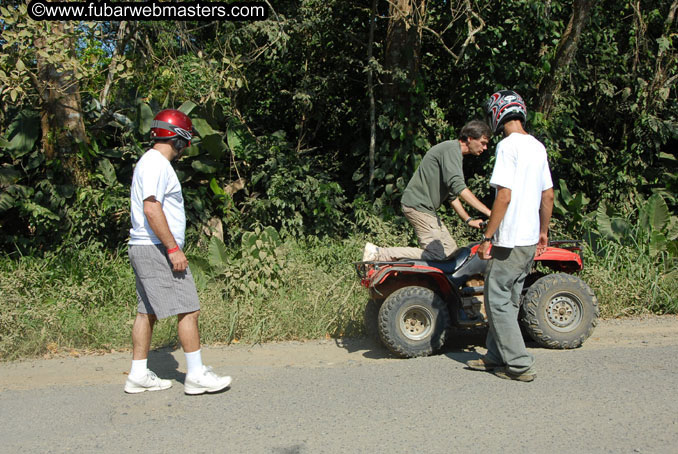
[128,244,200,319]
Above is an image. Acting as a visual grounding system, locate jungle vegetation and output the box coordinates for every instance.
[0,0,676,358]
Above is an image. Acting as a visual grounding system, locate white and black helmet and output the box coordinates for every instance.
[485,90,527,135]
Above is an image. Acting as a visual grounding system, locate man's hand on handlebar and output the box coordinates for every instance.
[467,219,485,229]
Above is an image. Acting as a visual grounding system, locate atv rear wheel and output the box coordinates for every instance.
[378,286,450,358]
[521,273,599,349]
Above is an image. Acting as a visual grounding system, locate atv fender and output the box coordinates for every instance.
[534,247,583,272]
[368,263,454,302]
[468,243,583,273]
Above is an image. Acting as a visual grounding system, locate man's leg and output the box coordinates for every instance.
[132,313,156,360]
[179,310,232,395]
[376,206,457,261]
[125,312,172,393]
[178,310,200,353]
[405,206,457,260]
[484,246,536,375]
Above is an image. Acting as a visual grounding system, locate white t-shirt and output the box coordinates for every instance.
[489,133,553,248]
[129,149,186,247]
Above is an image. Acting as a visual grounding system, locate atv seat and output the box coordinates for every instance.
[403,246,471,274]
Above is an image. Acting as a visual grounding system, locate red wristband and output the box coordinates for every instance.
[167,246,180,254]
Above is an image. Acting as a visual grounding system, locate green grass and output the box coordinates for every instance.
[1,222,676,361]
[0,237,368,361]
[580,235,678,317]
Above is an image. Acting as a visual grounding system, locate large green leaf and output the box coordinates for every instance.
[610,218,631,240]
[649,231,667,257]
[640,194,669,233]
[3,110,40,157]
[241,231,256,249]
[227,127,243,151]
[0,192,15,212]
[596,203,623,242]
[667,217,678,241]
[181,144,200,158]
[137,102,154,134]
[97,158,117,186]
[558,179,573,206]
[191,159,219,174]
[186,255,211,289]
[552,192,566,216]
[22,201,61,221]
[210,177,225,196]
[263,226,281,245]
[208,235,229,268]
[178,101,197,115]
[571,191,590,212]
[191,118,215,138]
[0,165,21,185]
[201,133,227,159]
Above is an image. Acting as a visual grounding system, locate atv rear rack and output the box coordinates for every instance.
[353,260,415,280]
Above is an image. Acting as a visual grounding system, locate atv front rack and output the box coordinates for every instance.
[548,240,582,251]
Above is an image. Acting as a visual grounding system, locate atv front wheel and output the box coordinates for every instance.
[378,286,450,358]
[521,273,599,349]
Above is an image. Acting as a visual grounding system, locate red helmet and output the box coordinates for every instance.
[485,90,527,135]
[150,109,194,146]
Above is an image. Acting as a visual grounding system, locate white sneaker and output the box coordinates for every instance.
[362,242,379,262]
[184,365,232,395]
[124,369,172,394]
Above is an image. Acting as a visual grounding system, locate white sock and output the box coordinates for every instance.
[185,349,204,377]
[130,359,148,378]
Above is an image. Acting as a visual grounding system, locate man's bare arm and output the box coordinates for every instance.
[537,187,554,255]
[143,197,188,272]
[478,186,511,260]
[458,187,492,217]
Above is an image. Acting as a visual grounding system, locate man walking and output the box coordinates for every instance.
[125,109,232,395]
[467,90,554,382]
[363,120,492,262]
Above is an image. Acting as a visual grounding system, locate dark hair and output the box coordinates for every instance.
[459,120,492,141]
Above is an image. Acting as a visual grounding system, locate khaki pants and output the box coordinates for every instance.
[377,205,458,261]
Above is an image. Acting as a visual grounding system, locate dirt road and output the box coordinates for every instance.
[1,316,677,453]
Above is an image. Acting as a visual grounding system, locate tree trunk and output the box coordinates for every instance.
[537,0,596,117]
[367,0,378,197]
[35,22,89,185]
[100,21,132,109]
[384,0,426,104]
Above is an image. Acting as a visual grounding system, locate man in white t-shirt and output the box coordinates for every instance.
[466,90,554,382]
[125,109,232,395]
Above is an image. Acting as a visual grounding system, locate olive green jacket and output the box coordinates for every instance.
[400,140,466,217]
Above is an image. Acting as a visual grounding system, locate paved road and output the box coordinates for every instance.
[1,316,677,453]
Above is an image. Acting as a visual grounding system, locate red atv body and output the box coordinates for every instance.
[354,241,599,358]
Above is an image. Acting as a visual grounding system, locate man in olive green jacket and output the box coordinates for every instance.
[363,120,492,262]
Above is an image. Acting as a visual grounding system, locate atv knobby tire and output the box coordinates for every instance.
[521,273,599,349]
[378,286,450,358]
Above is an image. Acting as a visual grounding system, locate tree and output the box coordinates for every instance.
[384,0,426,101]
[537,0,596,117]
[1,6,92,184]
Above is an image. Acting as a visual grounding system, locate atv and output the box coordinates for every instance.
[354,240,599,358]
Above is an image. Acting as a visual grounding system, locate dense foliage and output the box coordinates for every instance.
[1,0,676,327]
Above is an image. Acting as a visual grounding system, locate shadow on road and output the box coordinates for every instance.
[147,347,184,383]
[333,336,395,359]
[333,330,500,361]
